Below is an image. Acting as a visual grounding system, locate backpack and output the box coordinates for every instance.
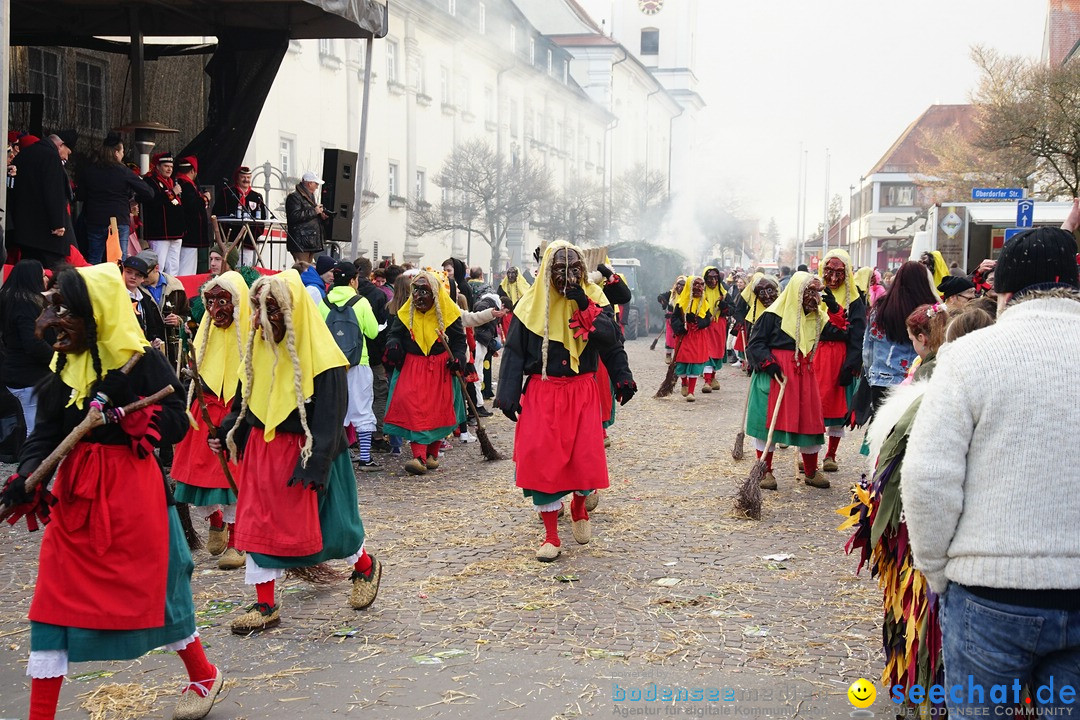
[323,295,364,366]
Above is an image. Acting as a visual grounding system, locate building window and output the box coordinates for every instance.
[386,40,398,82]
[880,183,917,210]
[319,38,336,57]
[388,163,398,197]
[27,48,61,121]
[641,28,660,56]
[478,3,486,34]
[448,0,456,15]
[457,76,470,112]
[440,67,451,104]
[530,37,536,66]
[416,170,426,202]
[75,60,104,131]
[525,108,534,138]
[280,136,295,177]
[415,56,427,95]
[563,60,569,84]
[546,48,553,74]
[510,25,517,54]
[510,99,519,138]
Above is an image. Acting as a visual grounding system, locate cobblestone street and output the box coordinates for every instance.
[0,338,883,719]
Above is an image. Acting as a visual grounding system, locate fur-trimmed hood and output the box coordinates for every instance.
[865,379,930,470]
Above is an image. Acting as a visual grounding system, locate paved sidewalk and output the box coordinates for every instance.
[0,338,884,719]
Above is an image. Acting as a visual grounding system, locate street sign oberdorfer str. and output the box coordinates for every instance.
[971,188,1024,200]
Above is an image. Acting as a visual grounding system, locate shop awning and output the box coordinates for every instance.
[964,201,1073,226]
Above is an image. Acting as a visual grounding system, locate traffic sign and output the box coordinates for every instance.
[972,188,1024,200]
[1004,227,1029,242]
[1017,199,1034,228]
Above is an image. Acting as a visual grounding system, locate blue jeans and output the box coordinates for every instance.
[941,583,1080,714]
[85,223,130,264]
[7,385,38,436]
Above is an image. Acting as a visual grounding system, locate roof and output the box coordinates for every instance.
[562,0,604,33]
[547,33,620,47]
[1044,0,1080,65]
[11,0,387,44]
[866,104,977,176]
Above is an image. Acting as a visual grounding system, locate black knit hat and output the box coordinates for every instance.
[316,255,337,276]
[333,261,358,286]
[937,275,975,299]
[994,227,1080,294]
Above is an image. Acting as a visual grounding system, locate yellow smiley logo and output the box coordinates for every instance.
[847,678,876,708]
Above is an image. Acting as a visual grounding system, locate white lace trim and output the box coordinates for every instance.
[535,500,563,513]
[161,630,199,652]
[798,444,824,454]
[826,425,846,438]
[343,542,364,567]
[27,650,67,678]
[220,504,237,524]
[752,438,776,453]
[245,554,285,585]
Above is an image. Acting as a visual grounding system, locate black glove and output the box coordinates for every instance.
[696,313,711,330]
[382,341,404,369]
[761,361,785,384]
[96,369,135,408]
[287,474,324,492]
[839,361,860,387]
[613,379,637,406]
[446,355,463,374]
[823,288,841,314]
[597,263,613,279]
[564,285,589,311]
[500,401,522,423]
[0,474,56,532]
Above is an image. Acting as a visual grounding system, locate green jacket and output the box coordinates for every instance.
[318,285,379,366]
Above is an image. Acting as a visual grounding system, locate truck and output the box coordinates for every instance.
[608,258,648,340]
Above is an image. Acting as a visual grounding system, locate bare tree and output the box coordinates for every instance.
[536,175,605,246]
[409,139,552,270]
[613,164,669,242]
[696,196,749,267]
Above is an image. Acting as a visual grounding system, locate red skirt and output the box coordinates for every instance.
[514,373,609,494]
[815,340,848,422]
[595,359,613,424]
[384,352,459,432]
[665,319,676,349]
[171,395,237,490]
[232,429,322,557]
[707,318,728,359]
[30,442,169,630]
[674,325,710,364]
[733,323,748,352]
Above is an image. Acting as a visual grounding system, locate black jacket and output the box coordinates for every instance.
[472,293,501,352]
[602,276,632,306]
[220,366,348,489]
[1,299,54,389]
[819,291,867,377]
[76,162,153,227]
[496,305,633,413]
[177,176,210,248]
[746,313,794,369]
[385,316,467,369]
[9,140,72,255]
[142,173,186,242]
[356,278,388,368]
[285,185,324,254]
[133,287,168,351]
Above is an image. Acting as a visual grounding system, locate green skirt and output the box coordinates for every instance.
[524,488,594,506]
[745,369,825,448]
[173,482,235,508]
[675,362,705,377]
[249,451,365,569]
[31,506,196,662]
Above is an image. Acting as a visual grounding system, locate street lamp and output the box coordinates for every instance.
[463,205,476,265]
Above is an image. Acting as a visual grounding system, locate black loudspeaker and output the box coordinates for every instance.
[322,148,358,241]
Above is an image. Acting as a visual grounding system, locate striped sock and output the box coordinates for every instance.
[358,431,373,462]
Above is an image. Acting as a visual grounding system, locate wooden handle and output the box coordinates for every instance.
[761,378,788,451]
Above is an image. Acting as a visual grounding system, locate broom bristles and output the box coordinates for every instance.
[734,460,765,520]
[174,501,203,552]
[732,431,745,460]
[655,363,678,397]
[286,563,345,585]
[476,425,503,461]
[649,334,661,351]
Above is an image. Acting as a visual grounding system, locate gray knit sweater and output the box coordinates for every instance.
[903,292,1080,594]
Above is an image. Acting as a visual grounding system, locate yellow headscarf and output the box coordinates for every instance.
[818,248,858,309]
[669,275,686,306]
[500,271,531,305]
[764,271,827,358]
[244,270,347,441]
[853,266,873,295]
[740,272,778,325]
[52,263,147,408]
[512,240,609,375]
[676,275,709,319]
[926,250,949,289]
[191,271,250,412]
[701,265,727,316]
[396,270,463,355]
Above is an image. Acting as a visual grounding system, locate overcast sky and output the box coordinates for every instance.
[690,0,1047,241]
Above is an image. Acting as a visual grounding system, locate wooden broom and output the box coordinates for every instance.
[438,332,502,461]
[734,377,786,520]
[732,376,753,460]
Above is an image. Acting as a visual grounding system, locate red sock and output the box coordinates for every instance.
[681,377,688,387]
[802,453,818,476]
[763,451,774,471]
[410,442,427,460]
[570,493,589,521]
[353,549,373,575]
[687,377,697,394]
[256,579,275,608]
[540,510,561,546]
[208,510,224,530]
[29,676,63,720]
[175,636,215,683]
[427,440,440,460]
[226,522,237,549]
[704,372,715,384]
[827,435,841,459]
